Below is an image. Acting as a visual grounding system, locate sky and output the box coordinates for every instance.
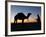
[11,5,41,23]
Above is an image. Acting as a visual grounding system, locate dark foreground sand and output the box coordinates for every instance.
[11,22,41,31]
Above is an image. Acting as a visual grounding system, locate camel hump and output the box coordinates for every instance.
[14,13,26,19]
[18,13,25,17]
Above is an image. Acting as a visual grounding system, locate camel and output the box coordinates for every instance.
[14,12,31,23]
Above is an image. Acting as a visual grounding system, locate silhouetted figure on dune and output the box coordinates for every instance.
[37,14,41,23]
[14,12,31,23]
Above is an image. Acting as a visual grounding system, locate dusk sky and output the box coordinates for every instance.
[11,5,41,23]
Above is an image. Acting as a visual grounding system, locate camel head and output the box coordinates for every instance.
[27,13,31,18]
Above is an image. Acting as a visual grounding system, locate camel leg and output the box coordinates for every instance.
[22,19,24,28]
[14,20,15,23]
[22,19,24,23]
[16,20,17,23]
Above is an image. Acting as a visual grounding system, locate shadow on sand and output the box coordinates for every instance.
[11,22,41,31]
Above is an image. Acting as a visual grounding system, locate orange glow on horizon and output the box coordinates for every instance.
[11,18,37,23]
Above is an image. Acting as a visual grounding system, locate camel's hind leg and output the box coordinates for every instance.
[14,20,17,23]
[16,20,17,23]
[14,20,15,23]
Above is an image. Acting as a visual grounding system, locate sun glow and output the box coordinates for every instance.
[11,18,37,23]
[17,19,22,23]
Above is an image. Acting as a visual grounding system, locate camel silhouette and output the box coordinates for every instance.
[37,14,41,23]
[14,12,31,23]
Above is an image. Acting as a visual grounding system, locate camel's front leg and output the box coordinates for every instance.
[22,19,24,23]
